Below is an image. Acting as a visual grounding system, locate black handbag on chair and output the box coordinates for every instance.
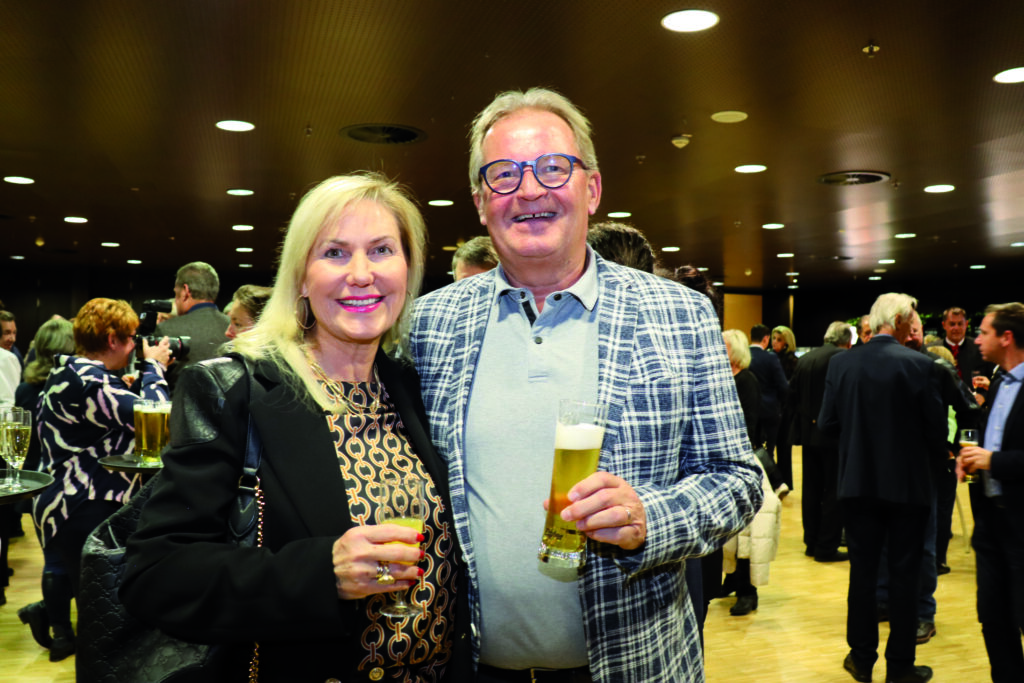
[77,356,264,683]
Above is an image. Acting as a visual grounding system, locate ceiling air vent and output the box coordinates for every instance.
[818,170,891,186]
[340,124,426,145]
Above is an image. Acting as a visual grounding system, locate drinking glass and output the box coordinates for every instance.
[1,407,31,492]
[538,400,608,568]
[374,473,425,618]
[960,428,979,483]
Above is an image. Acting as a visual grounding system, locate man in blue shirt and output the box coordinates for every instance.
[959,302,1024,683]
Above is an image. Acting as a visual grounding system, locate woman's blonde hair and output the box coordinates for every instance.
[772,325,796,353]
[722,329,751,369]
[231,172,426,412]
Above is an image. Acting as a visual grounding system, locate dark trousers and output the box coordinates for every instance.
[759,413,781,467]
[934,461,958,565]
[970,486,1024,683]
[49,499,122,598]
[801,445,842,556]
[776,408,794,488]
[842,498,928,672]
[877,494,938,622]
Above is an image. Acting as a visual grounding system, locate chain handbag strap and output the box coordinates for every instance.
[247,479,265,682]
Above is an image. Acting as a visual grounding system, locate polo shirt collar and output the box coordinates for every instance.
[492,246,600,311]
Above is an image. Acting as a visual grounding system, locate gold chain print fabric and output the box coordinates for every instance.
[319,377,456,683]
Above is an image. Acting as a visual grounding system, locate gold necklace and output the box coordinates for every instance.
[306,352,382,414]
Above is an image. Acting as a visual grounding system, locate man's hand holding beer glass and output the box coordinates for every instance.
[556,471,647,550]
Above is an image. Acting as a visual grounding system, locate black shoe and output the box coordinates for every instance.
[843,653,872,682]
[805,547,815,557]
[815,550,849,563]
[719,575,737,598]
[886,665,932,682]
[18,601,53,649]
[915,621,936,644]
[730,594,758,616]
[49,625,75,662]
[936,563,950,575]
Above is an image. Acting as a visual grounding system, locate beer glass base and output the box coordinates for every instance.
[537,542,586,569]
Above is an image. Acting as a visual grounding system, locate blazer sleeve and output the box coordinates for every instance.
[121,360,352,644]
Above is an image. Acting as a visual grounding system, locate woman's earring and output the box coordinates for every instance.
[295,295,316,331]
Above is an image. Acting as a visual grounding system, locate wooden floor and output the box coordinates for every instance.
[0,447,994,682]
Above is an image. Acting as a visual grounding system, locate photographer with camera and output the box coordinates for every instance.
[154,261,229,389]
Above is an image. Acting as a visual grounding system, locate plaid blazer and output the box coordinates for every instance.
[411,255,763,682]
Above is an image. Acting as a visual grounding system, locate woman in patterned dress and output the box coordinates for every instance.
[122,173,467,682]
[31,299,172,651]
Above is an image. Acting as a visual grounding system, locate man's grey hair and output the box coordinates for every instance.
[869,293,918,334]
[824,320,853,346]
[452,235,499,273]
[175,261,220,302]
[468,87,599,196]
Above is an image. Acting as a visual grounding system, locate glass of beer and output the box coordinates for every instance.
[538,399,608,568]
[960,428,979,483]
[133,399,170,465]
[374,473,426,617]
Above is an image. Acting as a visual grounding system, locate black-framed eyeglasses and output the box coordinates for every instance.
[479,153,588,195]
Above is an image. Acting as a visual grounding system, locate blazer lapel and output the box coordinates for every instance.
[594,262,638,461]
[248,360,351,538]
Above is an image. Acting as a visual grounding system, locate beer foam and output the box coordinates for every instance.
[555,422,605,450]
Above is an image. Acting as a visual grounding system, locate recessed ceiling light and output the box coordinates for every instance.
[788,285,799,289]
[232,224,254,231]
[607,211,632,218]
[101,242,120,248]
[3,176,34,184]
[697,267,709,272]
[239,263,253,269]
[879,259,896,264]
[442,245,457,252]
[711,111,748,124]
[736,164,767,174]
[712,281,724,287]
[227,188,254,196]
[869,276,882,281]
[874,268,887,273]
[924,184,955,193]
[786,272,799,276]
[661,246,680,252]
[428,199,454,207]
[970,264,986,270]
[236,247,253,253]
[762,223,784,230]
[993,67,1024,84]
[1012,242,1024,247]
[216,120,255,132]
[10,255,25,260]
[894,233,916,239]
[127,259,142,265]
[64,216,88,224]
[777,252,794,258]
[661,9,719,32]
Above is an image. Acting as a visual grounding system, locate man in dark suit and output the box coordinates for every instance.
[941,306,995,384]
[154,261,230,388]
[959,302,1024,683]
[749,323,789,492]
[819,293,947,683]
[788,320,851,562]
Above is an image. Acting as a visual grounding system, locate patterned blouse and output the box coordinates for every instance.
[33,355,169,545]
[317,375,457,683]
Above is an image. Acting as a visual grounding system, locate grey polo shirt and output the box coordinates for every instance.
[465,252,600,669]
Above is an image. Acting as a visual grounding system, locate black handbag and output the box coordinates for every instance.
[77,356,264,683]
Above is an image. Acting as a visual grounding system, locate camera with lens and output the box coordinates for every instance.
[135,299,190,361]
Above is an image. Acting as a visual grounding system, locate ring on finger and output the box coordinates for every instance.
[624,506,633,524]
[376,561,396,585]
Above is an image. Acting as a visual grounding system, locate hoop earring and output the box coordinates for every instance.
[295,295,316,331]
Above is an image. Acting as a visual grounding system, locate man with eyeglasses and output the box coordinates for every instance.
[411,87,762,682]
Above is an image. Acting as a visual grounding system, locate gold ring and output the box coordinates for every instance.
[625,507,633,524]
[376,562,395,585]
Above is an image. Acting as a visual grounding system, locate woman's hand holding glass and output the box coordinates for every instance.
[331,521,424,601]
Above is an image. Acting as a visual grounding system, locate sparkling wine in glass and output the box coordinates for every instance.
[375,473,425,618]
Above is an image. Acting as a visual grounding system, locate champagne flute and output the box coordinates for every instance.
[374,473,425,618]
[2,408,31,492]
[960,428,979,483]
